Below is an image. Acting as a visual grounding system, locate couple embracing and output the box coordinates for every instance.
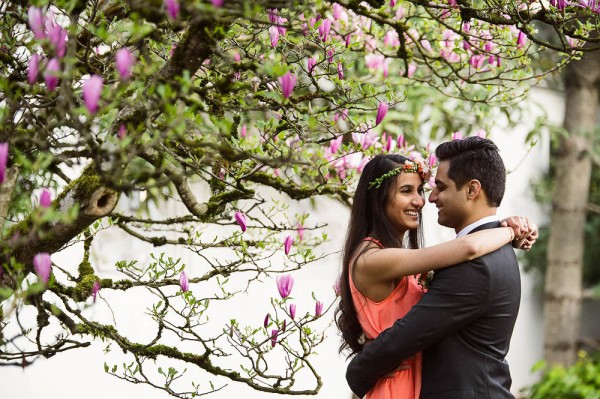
[337,137,538,399]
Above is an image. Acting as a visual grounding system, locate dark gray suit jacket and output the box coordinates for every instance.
[346,222,521,398]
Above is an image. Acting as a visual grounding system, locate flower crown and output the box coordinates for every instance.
[368,151,436,189]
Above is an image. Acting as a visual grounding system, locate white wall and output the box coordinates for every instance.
[2,87,581,399]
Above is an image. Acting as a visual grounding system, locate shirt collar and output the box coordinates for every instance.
[456,215,500,237]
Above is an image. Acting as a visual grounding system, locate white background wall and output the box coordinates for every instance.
[3,87,591,399]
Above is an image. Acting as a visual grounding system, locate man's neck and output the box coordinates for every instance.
[455,208,497,234]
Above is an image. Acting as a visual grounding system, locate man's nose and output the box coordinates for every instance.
[428,190,437,203]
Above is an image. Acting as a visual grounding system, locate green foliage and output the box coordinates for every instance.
[526,352,600,399]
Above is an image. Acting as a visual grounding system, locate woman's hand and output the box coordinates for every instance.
[501,216,538,251]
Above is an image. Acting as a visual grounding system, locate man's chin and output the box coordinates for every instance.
[437,216,450,228]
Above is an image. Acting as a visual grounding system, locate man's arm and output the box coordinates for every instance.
[346,260,491,398]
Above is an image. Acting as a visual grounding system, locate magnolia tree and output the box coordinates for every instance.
[1,0,600,397]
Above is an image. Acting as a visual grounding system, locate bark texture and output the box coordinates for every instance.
[544,50,600,365]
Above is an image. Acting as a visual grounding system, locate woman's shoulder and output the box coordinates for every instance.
[362,236,384,248]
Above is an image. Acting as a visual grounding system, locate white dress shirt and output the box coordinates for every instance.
[456,215,499,237]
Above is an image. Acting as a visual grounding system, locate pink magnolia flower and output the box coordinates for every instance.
[429,153,437,167]
[180,271,189,292]
[315,300,323,317]
[83,75,103,114]
[44,58,60,91]
[0,143,8,184]
[240,124,247,138]
[289,303,296,319]
[92,281,101,302]
[407,63,417,77]
[276,274,294,298]
[115,48,135,80]
[33,252,52,283]
[383,31,400,47]
[517,31,527,48]
[233,52,241,62]
[395,6,405,18]
[441,49,460,63]
[550,0,568,9]
[48,25,67,58]
[576,0,599,11]
[28,7,45,39]
[451,131,463,140]
[333,3,344,19]
[334,108,349,123]
[268,8,278,24]
[264,313,270,328]
[376,102,389,126]
[442,29,456,47]
[329,136,343,153]
[469,54,485,69]
[390,0,397,6]
[39,188,52,208]
[365,54,385,71]
[212,0,224,7]
[421,39,433,53]
[297,224,305,241]
[276,16,288,36]
[397,134,405,148]
[269,26,279,47]
[337,62,344,80]
[118,125,127,139]
[327,49,334,63]
[234,211,247,232]
[333,277,341,296]
[307,57,317,74]
[284,235,294,256]
[318,18,331,42]
[165,0,180,19]
[271,329,278,347]
[28,54,41,84]
[278,72,296,99]
[345,34,352,47]
[474,129,487,138]
[385,135,393,152]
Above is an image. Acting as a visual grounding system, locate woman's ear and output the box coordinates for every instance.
[466,179,482,199]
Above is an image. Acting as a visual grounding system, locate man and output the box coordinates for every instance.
[346,137,536,398]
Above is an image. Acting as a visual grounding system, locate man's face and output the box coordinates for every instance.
[428,160,469,231]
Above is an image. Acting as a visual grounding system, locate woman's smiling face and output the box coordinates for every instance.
[385,172,425,235]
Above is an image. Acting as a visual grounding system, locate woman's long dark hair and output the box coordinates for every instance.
[335,154,424,356]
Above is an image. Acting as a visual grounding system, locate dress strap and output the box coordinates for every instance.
[362,237,384,248]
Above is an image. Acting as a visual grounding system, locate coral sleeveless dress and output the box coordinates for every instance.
[350,238,424,399]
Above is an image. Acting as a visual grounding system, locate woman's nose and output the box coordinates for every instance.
[413,194,425,207]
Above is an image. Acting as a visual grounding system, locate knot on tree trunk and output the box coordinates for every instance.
[82,187,118,219]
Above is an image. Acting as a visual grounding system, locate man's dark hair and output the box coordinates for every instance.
[435,136,505,207]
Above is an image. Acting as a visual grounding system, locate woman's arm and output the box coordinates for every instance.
[355,227,515,284]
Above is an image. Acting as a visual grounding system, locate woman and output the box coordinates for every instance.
[335,153,534,399]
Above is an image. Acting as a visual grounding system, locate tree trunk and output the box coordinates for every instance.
[544,51,600,365]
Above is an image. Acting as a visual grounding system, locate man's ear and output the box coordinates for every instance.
[465,179,482,199]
